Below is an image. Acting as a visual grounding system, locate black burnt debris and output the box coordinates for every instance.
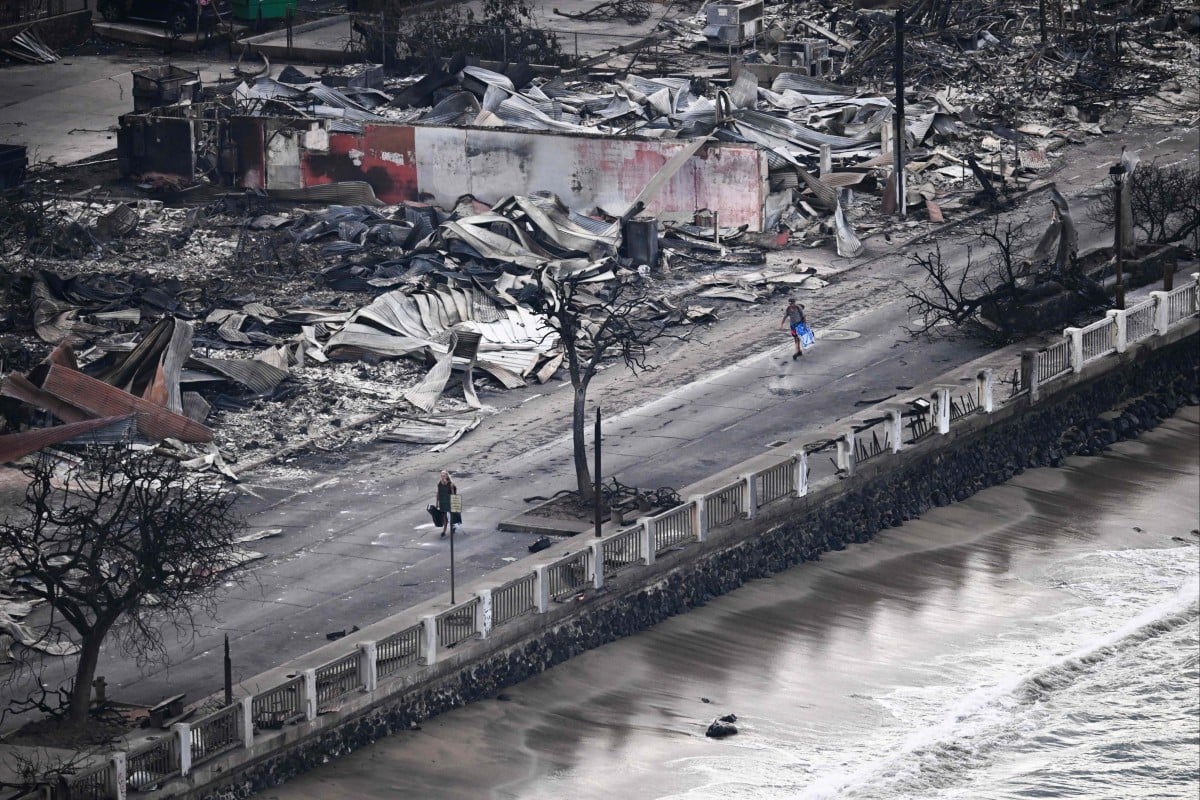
[1,0,1196,478]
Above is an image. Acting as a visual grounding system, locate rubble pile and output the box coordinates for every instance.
[192,0,1197,242]
[0,184,815,476]
[3,1,1196,477]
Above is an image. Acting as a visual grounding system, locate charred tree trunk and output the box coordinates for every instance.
[572,386,593,502]
[67,622,111,724]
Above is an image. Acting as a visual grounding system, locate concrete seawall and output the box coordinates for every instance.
[149,317,1199,800]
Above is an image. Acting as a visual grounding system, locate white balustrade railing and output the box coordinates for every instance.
[127,735,178,791]
[704,482,744,528]
[1037,339,1072,383]
[651,503,695,553]
[190,704,241,765]
[1126,297,1156,343]
[61,762,114,800]
[601,526,643,577]
[1080,317,1116,363]
[375,623,422,679]
[1167,278,1197,325]
[755,460,794,507]
[251,674,305,730]
[314,651,363,708]
[435,598,480,649]
[491,573,537,627]
[545,550,591,600]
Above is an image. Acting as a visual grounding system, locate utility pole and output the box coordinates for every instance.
[1109,162,1127,310]
[224,634,232,706]
[893,5,906,217]
[594,407,602,538]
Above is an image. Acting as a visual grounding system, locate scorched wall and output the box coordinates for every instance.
[233,118,769,229]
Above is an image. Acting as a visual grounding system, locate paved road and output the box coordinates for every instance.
[3,114,1195,725]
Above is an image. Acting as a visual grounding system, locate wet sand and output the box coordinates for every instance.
[262,407,1200,800]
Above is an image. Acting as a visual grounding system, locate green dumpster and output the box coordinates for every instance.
[231,0,297,21]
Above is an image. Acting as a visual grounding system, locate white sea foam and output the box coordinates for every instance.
[793,560,1199,800]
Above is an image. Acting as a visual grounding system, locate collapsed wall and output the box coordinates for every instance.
[197,332,1198,799]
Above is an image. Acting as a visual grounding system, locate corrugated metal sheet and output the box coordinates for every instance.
[1,372,91,423]
[0,415,134,463]
[40,365,212,443]
[186,357,289,395]
[268,181,382,204]
[769,72,852,95]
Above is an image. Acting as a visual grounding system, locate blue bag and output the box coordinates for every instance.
[794,322,816,348]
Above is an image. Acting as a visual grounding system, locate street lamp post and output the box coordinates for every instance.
[594,407,602,538]
[1109,162,1126,310]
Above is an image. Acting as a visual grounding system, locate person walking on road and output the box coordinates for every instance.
[436,470,458,538]
[781,298,808,360]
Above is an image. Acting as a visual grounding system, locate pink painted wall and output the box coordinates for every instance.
[235,118,768,229]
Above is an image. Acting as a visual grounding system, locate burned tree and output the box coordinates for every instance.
[1089,160,1200,248]
[0,447,244,725]
[523,263,674,503]
[906,214,1103,345]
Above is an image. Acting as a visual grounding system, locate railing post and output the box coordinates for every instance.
[420,616,438,663]
[1149,291,1171,335]
[110,751,127,800]
[1107,309,1127,353]
[637,518,655,565]
[476,589,493,637]
[358,641,378,692]
[534,567,550,612]
[836,430,856,475]
[301,669,317,721]
[934,388,952,433]
[173,722,192,777]
[886,407,904,451]
[1064,326,1084,372]
[1193,273,1200,313]
[240,695,254,749]
[1021,349,1040,402]
[586,543,604,589]
[741,473,758,518]
[793,450,808,496]
[689,495,708,542]
[976,369,994,413]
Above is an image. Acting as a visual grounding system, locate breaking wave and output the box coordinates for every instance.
[797,578,1200,800]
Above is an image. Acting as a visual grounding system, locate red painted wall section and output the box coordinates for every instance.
[242,117,767,228]
[299,125,418,203]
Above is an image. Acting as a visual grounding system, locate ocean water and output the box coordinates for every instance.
[265,409,1200,800]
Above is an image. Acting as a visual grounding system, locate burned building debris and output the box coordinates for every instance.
[1,0,1197,476]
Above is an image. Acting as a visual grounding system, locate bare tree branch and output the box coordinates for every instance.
[524,263,681,501]
[0,447,245,724]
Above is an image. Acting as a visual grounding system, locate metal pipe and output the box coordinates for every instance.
[594,407,602,538]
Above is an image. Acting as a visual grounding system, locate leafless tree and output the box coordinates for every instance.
[523,264,676,503]
[905,221,1104,345]
[0,447,244,725]
[1089,161,1200,248]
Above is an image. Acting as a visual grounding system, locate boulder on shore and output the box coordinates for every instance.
[706,714,738,738]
